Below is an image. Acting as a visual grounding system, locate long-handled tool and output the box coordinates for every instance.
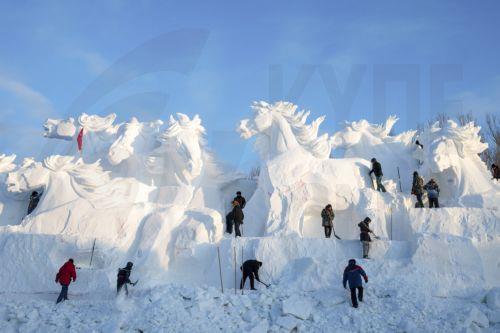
[257,280,270,288]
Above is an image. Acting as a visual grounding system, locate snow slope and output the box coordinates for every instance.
[0,101,498,332]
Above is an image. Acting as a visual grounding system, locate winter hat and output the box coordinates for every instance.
[126,262,133,268]
[348,259,356,265]
[371,158,376,163]
[69,258,74,263]
[364,217,371,223]
[236,191,242,195]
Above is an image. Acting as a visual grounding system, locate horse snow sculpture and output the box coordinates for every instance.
[5,155,144,233]
[43,118,77,141]
[0,154,25,226]
[415,120,499,207]
[239,101,332,160]
[147,113,207,187]
[238,101,375,238]
[331,116,418,192]
[129,113,224,283]
[43,113,119,164]
[0,154,16,174]
[108,117,163,181]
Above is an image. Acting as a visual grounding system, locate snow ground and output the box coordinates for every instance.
[1,281,497,332]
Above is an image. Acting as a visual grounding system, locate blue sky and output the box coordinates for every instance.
[0,1,499,171]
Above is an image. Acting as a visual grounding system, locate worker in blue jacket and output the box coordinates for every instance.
[342,259,369,308]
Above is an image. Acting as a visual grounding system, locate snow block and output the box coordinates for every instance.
[463,307,489,330]
[276,316,300,331]
[282,295,313,320]
[486,287,500,310]
[488,310,500,324]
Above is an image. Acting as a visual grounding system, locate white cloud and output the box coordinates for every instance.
[67,49,108,75]
[0,76,54,116]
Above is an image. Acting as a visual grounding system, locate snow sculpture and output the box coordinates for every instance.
[238,102,373,238]
[331,116,418,191]
[129,114,224,279]
[0,154,17,174]
[0,154,25,226]
[147,113,206,186]
[42,113,119,163]
[5,155,129,212]
[43,117,78,140]
[108,117,163,166]
[238,101,332,160]
[415,120,498,205]
[78,113,117,132]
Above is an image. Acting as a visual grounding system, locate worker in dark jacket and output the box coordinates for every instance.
[240,260,263,290]
[358,217,375,258]
[117,262,136,296]
[321,204,335,238]
[230,200,244,237]
[424,178,440,208]
[492,164,500,180]
[55,258,77,303]
[225,210,234,234]
[343,259,368,308]
[411,171,425,208]
[233,191,246,209]
[27,191,41,215]
[369,158,386,192]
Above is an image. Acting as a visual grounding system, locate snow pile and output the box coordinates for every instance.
[0,101,498,331]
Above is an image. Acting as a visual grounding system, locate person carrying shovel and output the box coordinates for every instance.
[358,217,379,259]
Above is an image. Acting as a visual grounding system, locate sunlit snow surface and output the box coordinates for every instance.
[0,102,498,332]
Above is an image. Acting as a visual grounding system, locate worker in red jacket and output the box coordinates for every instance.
[55,258,77,304]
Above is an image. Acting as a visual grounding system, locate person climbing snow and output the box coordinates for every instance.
[117,262,136,296]
[321,204,336,238]
[229,200,244,237]
[240,260,265,290]
[358,217,376,258]
[342,259,368,308]
[411,171,425,208]
[27,191,41,215]
[369,158,386,192]
[424,178,440,208]
[233,191,246,209]
[415,140,423,149]
[492,164,500,181]
[55,258,77,304]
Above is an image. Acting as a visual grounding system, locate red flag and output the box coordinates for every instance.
[77,128,84,151]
